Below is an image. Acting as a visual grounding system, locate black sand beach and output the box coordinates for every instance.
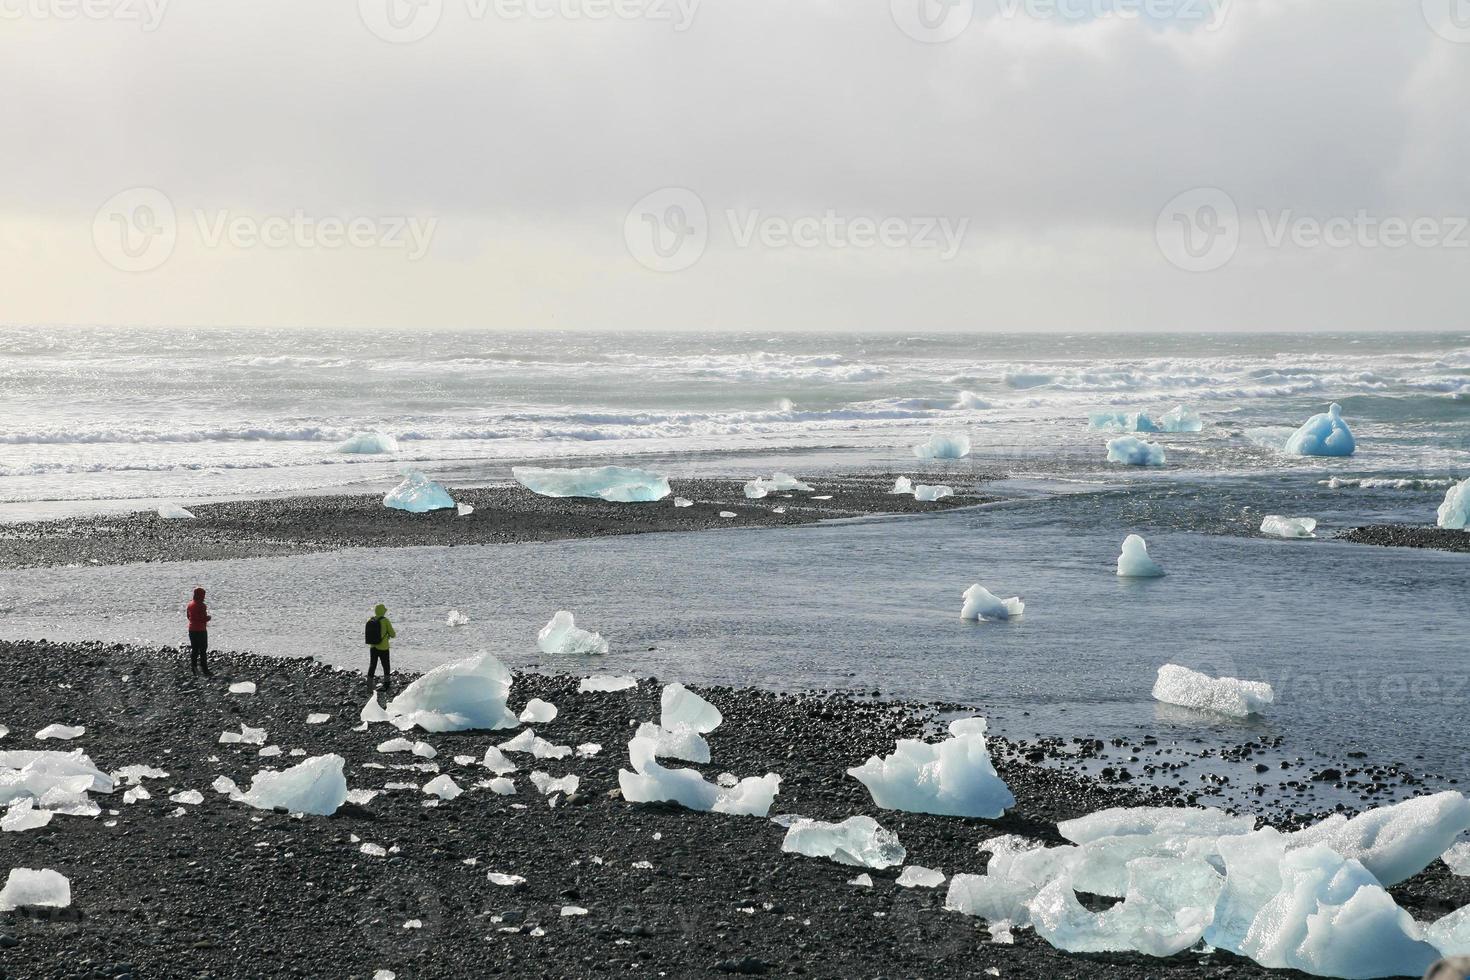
[1337,525,1470,554]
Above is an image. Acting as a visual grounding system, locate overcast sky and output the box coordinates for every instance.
[2,0,1467,332]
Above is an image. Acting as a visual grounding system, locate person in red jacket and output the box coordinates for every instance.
[186,587,212,676]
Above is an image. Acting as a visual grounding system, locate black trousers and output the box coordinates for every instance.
[368,647,391,681]
[189,630,208,672]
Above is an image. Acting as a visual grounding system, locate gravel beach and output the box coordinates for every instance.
[1337,525,1470,554]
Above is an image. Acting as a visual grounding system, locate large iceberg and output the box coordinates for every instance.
[960,585,1024,622]
[338,431,399,454]
[240,754,349,816]
[1261,515,1318,539]
[1116,534,1164,578]
[1438,478,1470,530]
[384,652,519,732]
[383,470,455,513]
[536,611,609,656]
[912,433,972,460]
[782,815,906,869]
[0,869,71,911]
[1106,436,1165,467]
[617,734,780,816]
[1285,403,1357,457]
[1152,664,1273,718]
[661,683,722,733]
[848,718,1014,819]
[512,465,670,503]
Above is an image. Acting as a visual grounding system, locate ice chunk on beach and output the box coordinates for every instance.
[360,694,391,725]
[1438,478,1470,530]
[487,777,516,795]
[848,717,1014,819]
[1116,534,1165,578]
[519,699,558,724]
[2,799,54,832]
[0,750,114,804]
[661,683,722,734]
[635,722,710,764]
[956,391,991,410]
[618,736,780,816]
[530,771,579,796]
[170,789,204,805]
[337,431,399,454]
[240,754,349,816]
[228,681,256,695]
[1060,806,1256,846]
[377,738,414,754]
[0,869,71,911]
[579,675,636,694]
[456,501,474,517]
[211,775,241,796]
[422,774,463,800]
[479,748,514,777]
[946,843,1082,929]
[1260,515,1318,539]
[914,484,954,502]
[512,465,670,503]
[1285,403,1356,457]
[537,611,609,656]
[1443,842,1470,876]
[383,470,455,513]
[673,497,693,508]
[1029,855,1224,957]
[1152,664,1273,718]
[897,865,946,888]
[890,476,913,495]
[1106,436,1165,466]
[912,433,971,460]
[488,871,525,887]
[384,652,518,732]
[304,712,330,726]
[35,724,84,740]
[1286,792,1470,887]
[158,502,195,520]
[960,585,1024,622]
[446,609,470,627]
[782,815,906,869]
[218,723,267,746]
[746,473,813,498]
[719,511,736,518]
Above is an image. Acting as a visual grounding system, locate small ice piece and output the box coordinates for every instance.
[446,609,471,627]
[422,774,463,800]
[579,675,637,693]
[897,865,946,888]
[383,470,456,512]
[453,754,475,765]
[530,771,579,796]
[111,764,169,784]
[1437,478,1470,530]
[743,480,770,500]
[384,652,519,733]
[1260,515,1318,539]
[360,843,387,857]
[848,717,1014,819]
[635,722,710,764]
[169,790,204,805]
[258,746,282,758]
[481,746,517,775]
[239,754,349,816]
[719,511,736,518]
[211,776,241,796]
[1116,534,1165,578]
[2,799,54,832]
[576,743,602,758]
[537,611,610,656]
[956,391,991,410]
[914,485,954,502]
[1284,403,1356,457]
[219,724,267,746]
[488,871,525,886]
[487,778,516,795]
[890,476,914,495]
[35,724,85,740]
[1106,435,1165,466]
[746,473,814,497]
[618,736,781,817]
[913,433,971,460]
[456,502,474,517]
[673,497,693,508]
[561,905,589,917]
[519,699,558,724]
[499,730,536,753]
[306,713,330,725]
[781,815,906,869]
[772,506,786,514]
[512,465,670,503]
[960,585,1024,622]
[661,683,722,733]
[0,725,7,739]
[1287,791,1470,887]
[228,681,256,695]
[0,868,71,911]
[1443,841,1470,876]
[1152,664,1273,718]
[123,786,151,804]
[361,694,392,724]
[848,873,874,887]
[532,740,571,760]
[402,920,422,929]
[337,431,399,454]
[158,502,196,519]
[378,738,415,754]
[374,971,396,980]
[411,741,436,759]
[345,789,379,805]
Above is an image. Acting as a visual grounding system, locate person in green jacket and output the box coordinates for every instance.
[366,603,397,689]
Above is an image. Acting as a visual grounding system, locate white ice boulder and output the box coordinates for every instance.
[481,746,517,775]
[519,699,558,724]
[618,736,780,817]
[634,721,710,764]
[847,717,1014,819]
[914,485,954,502]
[338,431,399,454]
[1116,534,1165,578]
[897,866,947,888]
[422,774,463,800]
[1285,403,1357,457]
[537,611,609,656]
[1152,664,1273,718]
[960,585,1024,622]
[1106,436,1166,467]
[781,815,905,869]
[1260,515,1318,539]
[360,694,392,725]
[0,750,114,806]
[0,868,71,911]
[512,465,670,503]
[456,501,474,517]
[946,841,1082,929]
[2,799,54,832]
[239,754,349,816]
[1029,856,1224,958]
[384,652,518,733]
[35,724,85,740]
[912,433,971,460]
[530,771,579,796]
[1438,478,1470,530]
[890,477,913,495]
[578,675,636,694]
[661,683,722,734]
[1286,792,1470,887]
[383,470,455,513]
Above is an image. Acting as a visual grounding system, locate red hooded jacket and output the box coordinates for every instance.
[187,587,210,632]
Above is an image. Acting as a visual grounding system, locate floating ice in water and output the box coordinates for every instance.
[1116,534,1165,578]
[746,473,814,498]
[960,585,1024,622]
[1152,664,1273,718]
[1285,403,1356,457]
[2,799,54,832]
[719,511,736,518]
[1089,406,1201,434]
[0,869,70,911]
[513,465,670,503]
[422,774,463,800]
[673,497,693,508]
[890,476,913,495]
[481,747,517,775]
[228,681,256,695]
[383,470,456,513]
[158,502,195,520]
[456,501,474,517]
[1438,478,1470,530]
[914,485,954,502]
[530,771,579,796]
[1443,842,1470,876]
[519,699,558,724]
[661,683,722,733]
[1159,405,1202,432]
[1286,791,1470,887]
[488,872,525,886]
[913,433,971,460]
[537,611,609,656]
[1260,515,1318,539]
[35,724,84,740]
[384,652,518,732]
[781,815,906,869]
[240,754,349,816]
[170,789,204,805]
[1106,436,1165,466]
[337,431,399,454]
[446,609,470,627]
[618,735,780,816]
[306,712,330,725]
[897,865,946,888]
[956,391,991,410]
[635,722,710,764]
[848,717,1014,819]
[579,675,636,694]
